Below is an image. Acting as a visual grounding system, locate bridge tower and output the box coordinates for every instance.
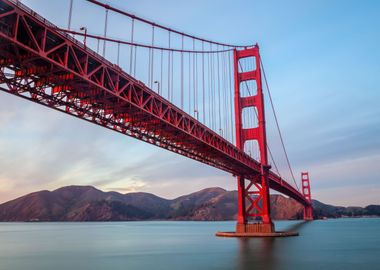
[301,172,313,220]
[233,45,274,234]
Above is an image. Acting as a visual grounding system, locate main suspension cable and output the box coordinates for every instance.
[260,58,299,190]
[58,28,234,54]
[237,61,282,178]
[86,0,254,48]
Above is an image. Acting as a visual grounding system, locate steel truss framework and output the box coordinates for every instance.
[234,47,272,226]
[0,0,310,208]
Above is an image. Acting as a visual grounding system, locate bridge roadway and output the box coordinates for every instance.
[0,0,310,206]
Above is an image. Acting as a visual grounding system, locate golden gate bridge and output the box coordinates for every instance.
[0,0,312,236]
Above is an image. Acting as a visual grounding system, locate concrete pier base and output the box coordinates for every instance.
[215,222,299,237]
[215,231,299,237]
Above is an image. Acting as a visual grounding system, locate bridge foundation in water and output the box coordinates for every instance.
[216,45,304,238]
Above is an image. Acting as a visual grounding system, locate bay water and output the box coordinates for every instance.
[0,218,379,270]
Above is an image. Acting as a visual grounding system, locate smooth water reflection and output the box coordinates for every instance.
[0,219,379,270]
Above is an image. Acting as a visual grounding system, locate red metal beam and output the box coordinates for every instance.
[0,0,311,208]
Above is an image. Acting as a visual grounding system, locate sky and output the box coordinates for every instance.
[0,0,379,206]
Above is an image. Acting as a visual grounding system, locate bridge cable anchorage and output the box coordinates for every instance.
[237,61,282,177]
[260,58,299,190]
[85,0,255,48]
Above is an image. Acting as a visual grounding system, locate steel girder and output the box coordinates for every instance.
[0,0,310,207]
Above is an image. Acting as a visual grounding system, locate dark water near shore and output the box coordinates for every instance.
[0,219,379,270]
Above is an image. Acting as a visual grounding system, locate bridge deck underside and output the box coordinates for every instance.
[0,0,309,206]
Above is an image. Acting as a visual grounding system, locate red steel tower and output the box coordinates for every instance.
[301,172,313,220]
[233,45,274,234]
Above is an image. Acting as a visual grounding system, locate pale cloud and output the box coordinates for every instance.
[102,177,148,194]
[314,185,380,207]
[298,153,380,192]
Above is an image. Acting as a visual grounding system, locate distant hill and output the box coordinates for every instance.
[312,200,380,218]
[0,186,378,221]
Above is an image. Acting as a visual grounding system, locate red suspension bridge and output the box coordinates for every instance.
[0,0,313,236]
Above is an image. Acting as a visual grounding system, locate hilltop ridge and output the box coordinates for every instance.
[0,186,378,221]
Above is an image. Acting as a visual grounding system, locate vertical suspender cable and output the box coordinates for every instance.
[151,26,155,88]
[238,59,282,178]
[260,58,298,190]
[160,49,163,96]
[171,48,174,103]
[210,45,214,130]
[133,44,137,77]
[222,50,228,140]
[217,47,222,134]
[148,47,151,88]
[148,26,153,88]
[193,39,196,117]
[102,8,109,57]
[209,43,214,129]
[221,49,226,138]
[129,18,135,74]
[188,52,191,113]
[68,0,74,30]
[228,51,234,143]
[181,35,184,109]
[167,31,171,100]
[152,27,155,88]
[195,45,198,118]
[207,45,212,127]
[202,42,205,123]
[117,42,120,65]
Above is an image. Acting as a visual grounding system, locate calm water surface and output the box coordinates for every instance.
[0,219,379,270]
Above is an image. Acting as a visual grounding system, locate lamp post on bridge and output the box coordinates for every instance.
[80,26,87,48]
[154,81,160,95]
[194,109,199,120]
